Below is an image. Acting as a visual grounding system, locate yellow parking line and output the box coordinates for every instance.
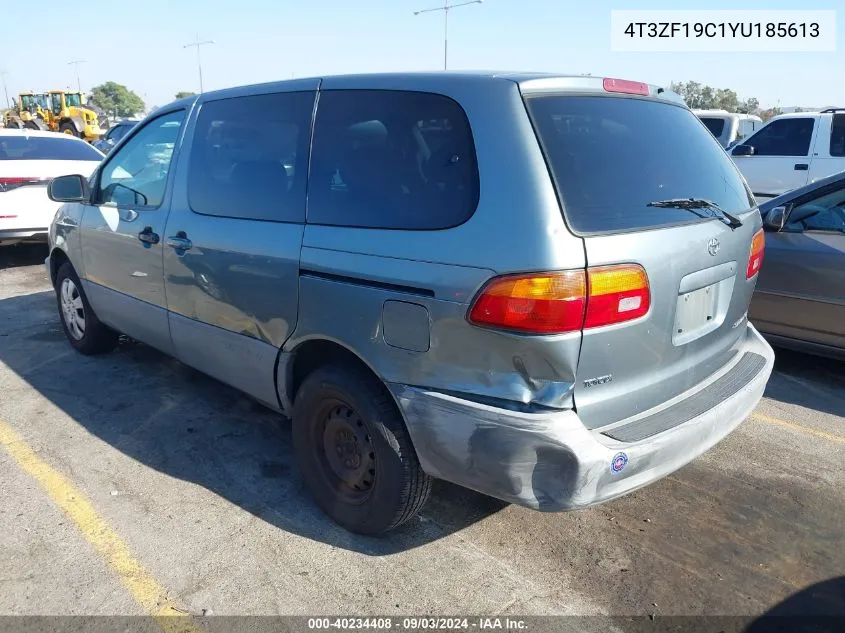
[0,418,201,633]
[753,412,845,445]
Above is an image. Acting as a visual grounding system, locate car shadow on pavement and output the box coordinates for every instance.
[0,243,48,270]
[745,576,845,633]
[0,290,507,555]
[764,347,845,419]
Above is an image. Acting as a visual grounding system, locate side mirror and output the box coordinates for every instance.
[763,205,790,231]
[732,144,755,156]
[48,174,89,203]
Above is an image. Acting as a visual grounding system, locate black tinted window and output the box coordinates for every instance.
[308,90,479,229]
[830,114,845,157]
[0,135,103,161]
[526,96,755,234]
[743,117,815,156]
[700,117,725,137]
[188,91,315,223]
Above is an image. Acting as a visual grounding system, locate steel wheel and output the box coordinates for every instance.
[60,277,85,340]
[313,400,376,505]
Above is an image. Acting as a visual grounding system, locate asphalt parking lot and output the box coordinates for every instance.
[1,243,844,625]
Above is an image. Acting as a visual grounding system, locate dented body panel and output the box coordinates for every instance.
[389,325,773,510]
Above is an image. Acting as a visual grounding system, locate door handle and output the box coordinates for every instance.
[166,232,193,251]
[137,227,160,245]
[794,163,809,171]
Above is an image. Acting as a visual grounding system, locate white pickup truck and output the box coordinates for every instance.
[730,109,845,201]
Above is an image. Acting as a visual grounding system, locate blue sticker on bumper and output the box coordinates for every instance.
[610,452,629,474]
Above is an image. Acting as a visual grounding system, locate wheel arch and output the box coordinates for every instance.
[48,247,70,286]
[278,336,395,418]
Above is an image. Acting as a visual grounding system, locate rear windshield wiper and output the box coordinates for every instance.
[646,198,744,230]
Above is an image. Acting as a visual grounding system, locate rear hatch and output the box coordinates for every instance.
[523,84,762,429]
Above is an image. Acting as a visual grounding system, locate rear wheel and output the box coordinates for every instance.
[23,120,38,130]
[55,262,118,355]
[6,119,21,129]
[292,363,432,535]
[59,121,79,137]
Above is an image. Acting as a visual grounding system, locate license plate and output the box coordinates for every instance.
[674,283,718,344]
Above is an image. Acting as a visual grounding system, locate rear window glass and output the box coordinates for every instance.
[526,96,755,234]
[700,117,726,137]
[0,135,103,161]
[307,90,479,230]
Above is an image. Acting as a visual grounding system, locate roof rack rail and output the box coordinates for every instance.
[820,108,845,113]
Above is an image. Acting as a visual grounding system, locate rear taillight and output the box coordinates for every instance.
[0,177,51,192]
[602,77,650,96]
[747,228,765,279]
[468,271,587,334]
[468,264,650,335]
[584,265,651,328]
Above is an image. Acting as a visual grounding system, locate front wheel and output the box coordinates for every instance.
[292,364,432,535]
[59,121,79,137]
[55,262,118,355]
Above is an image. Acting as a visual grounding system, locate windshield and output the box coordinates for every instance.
[525,96,755,234]
[0,135,104,161]
[65,93,82,107]
[699,117,727,138]
[20,96,36,110]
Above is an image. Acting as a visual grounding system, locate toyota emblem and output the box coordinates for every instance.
[707,238,720,256]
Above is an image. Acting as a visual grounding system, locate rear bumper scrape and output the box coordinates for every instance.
[389,323,774,511]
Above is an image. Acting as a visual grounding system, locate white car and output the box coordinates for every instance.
[0,130,103,246]
[693,109,763,149]
[730,108,845,201]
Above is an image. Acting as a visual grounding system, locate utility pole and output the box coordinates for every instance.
[183,34,215,93]
[68,60,86,93]
[414,0,483,70]
[0,71,10,109]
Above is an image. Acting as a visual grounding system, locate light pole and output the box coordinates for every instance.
[183,34,215,93]
[0,71,10,109]
[414,0,482,70]
[68,60,86,93]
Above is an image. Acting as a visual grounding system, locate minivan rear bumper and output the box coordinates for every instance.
[389,323,774,511]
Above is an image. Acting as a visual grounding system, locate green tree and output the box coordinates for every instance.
[89,82,145,119]
[175,91,196,100]
[670,80,758,114]
[760,107,782,121]
[736,97,759,114]
[713,88,739,112]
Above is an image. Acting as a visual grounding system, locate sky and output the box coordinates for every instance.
[1,0,842,111]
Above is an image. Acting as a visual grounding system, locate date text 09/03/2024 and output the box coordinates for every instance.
[623,22,820,38]
[307,617,528,630]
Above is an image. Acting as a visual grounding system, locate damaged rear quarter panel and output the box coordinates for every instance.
[285,247,583,410]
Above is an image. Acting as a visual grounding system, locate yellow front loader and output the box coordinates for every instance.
[45,90,108,142]
[2,93,50,130]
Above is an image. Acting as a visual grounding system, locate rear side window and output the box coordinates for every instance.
[0,135,103,161]
[700,117,725,138]
[830,114,845,157]
[526,96,755,234]
[307,90,479,230]
[743,117,815,156]
[188,91,315,223]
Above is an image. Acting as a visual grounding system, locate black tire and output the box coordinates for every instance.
[292,363,432,535]
[6,119,21,129]
[59,121,79,137]
[23,120,39,130]
[55,262,118,355]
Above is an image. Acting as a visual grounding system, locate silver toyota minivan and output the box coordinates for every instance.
[45,73,774,535]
